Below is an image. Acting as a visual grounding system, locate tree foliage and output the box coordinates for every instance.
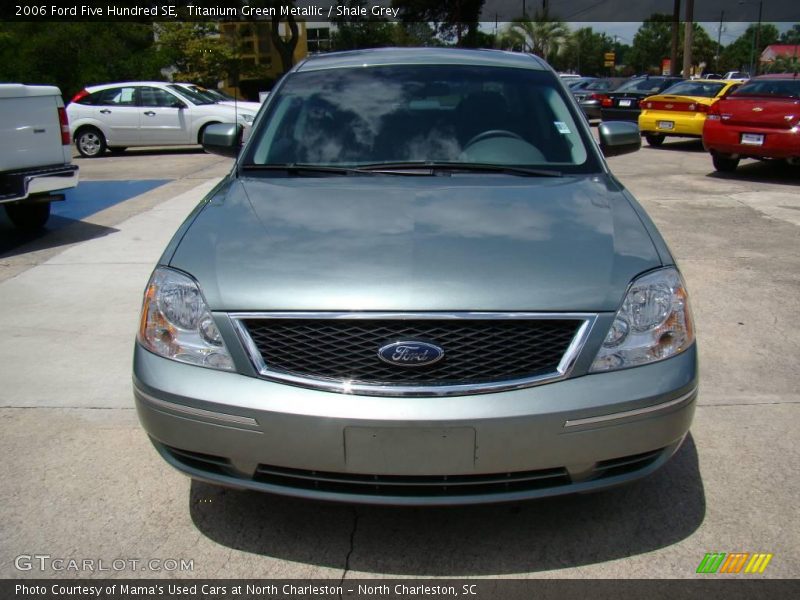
[0,22,162,100]
[627,15,673,74]
[552,27,614,75]
[719,23,779,74]
[393,0,484,46]
[628,16,731,75]
[156,23,234,87]
[779,24,800,44]
[331,1,396,50]
[497,11,569,62]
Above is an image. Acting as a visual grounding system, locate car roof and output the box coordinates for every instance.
[296,47,549,73]
[752,73,800,79]
[84,81,173,91]
[671,79,741,84]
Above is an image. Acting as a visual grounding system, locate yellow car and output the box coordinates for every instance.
[638,79,743,146]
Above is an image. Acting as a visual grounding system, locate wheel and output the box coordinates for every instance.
[645,134,665,147]
[4,201,51,230]
[464,129,524,148]
[108,146,127,154]
[712,153,740,172]
[75,127,107,158]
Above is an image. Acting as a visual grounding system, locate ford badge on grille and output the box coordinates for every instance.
[378,341,444,367]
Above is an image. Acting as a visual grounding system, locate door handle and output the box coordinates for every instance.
[143,111,156,116]
[99,109,111,114]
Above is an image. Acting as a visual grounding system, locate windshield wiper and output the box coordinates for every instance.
[241,163,380,176]
[356,162,563,177]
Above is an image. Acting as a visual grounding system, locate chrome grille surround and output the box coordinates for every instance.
[230,312,598,397]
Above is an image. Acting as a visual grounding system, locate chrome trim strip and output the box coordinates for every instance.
[134,386,259,427]
[563,386,698,428]
[229,311,598,397]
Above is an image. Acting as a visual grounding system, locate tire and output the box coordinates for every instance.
[712,153,740,172]
[108,146,127,154]
[4,201,51,230]
[75,127,107,158]
[645,134,665,147]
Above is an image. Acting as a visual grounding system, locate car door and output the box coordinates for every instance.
[136,86,191,144]
[93,86,140,145]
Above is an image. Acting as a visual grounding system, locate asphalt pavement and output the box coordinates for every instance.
[0,142,798,580]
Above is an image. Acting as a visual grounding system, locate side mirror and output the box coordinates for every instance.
[599,121,641,157]
[202,123,243,158]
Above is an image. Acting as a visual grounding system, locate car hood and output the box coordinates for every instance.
[169,175,662,312]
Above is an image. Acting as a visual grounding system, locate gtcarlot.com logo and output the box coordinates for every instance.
[696,552,774,574]
[14,554,194,573]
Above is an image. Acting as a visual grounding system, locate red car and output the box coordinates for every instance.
[703,74,800,172]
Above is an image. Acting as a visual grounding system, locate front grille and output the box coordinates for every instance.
[240,317,583,388]
[254,463,571,496]
[593,449,663,479]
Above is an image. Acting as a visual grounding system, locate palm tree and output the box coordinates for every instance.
[498,11,570,62]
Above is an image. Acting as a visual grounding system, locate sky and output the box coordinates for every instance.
[480,21,797,45]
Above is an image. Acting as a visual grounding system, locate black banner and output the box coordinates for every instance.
[3,579,800,600]
[1,0,799,23]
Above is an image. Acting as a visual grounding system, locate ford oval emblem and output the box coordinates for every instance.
[378,341,444,367]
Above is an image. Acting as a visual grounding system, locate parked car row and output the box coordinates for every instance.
[66,81,262,157]
[568,72,799,174]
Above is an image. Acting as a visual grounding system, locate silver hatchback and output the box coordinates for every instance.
[133,48,697,505]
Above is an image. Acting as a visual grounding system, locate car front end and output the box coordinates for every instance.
[133,49,698,505]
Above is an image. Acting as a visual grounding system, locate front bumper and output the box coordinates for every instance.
[639,111,706,137]
[134,340,698,505]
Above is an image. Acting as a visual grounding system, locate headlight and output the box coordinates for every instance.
[138,267,234,371]
[238,113,254,124]
[591,267,694,372]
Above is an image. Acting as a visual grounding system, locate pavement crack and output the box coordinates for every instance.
[338,507,359,595]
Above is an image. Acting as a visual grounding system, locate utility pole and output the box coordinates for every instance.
[716,10,724,73]
[671,0,681,76]
[682,0,694,77]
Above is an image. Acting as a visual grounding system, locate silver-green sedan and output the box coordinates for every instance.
[133,48,698,505]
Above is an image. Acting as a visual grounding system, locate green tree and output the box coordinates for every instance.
[719,23,779,74]
[331,1,396,50]
[393,0,484,46]
[156,23,234,87]
[553,28,614,75]
[628,17,724,75]
[779,24,800,44]
[0,22,162,100]
[497,11,570,62]
[393,22,442,47]
[627,14,673,74]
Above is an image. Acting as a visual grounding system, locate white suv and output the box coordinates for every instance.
[66,81,257,157]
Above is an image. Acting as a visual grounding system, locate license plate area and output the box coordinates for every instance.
[344,427,476,475]
[618,99,632,107]
[657,120,675,130]
[741,133,764,145]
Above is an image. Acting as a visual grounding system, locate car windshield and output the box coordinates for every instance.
[167,84,215,105]
[731,79,800,99]
[188,85,237,102]
[660,81,726,97]
[616,78,672,93]
[585,79,620,91]
[245,65,594,173]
